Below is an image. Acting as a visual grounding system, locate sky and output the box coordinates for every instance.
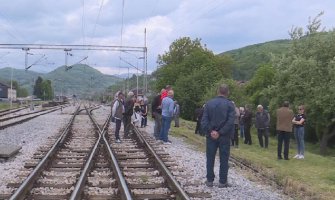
[0,0,335,75]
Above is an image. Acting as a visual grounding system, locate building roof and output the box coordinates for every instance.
[0,82,16,89]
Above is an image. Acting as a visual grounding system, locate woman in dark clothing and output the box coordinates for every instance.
[140,99,147,127]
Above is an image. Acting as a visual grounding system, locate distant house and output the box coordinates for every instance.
[0,82,17,100]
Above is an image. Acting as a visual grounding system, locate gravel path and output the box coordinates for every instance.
[0,105,77,192]
[142,121,289,200]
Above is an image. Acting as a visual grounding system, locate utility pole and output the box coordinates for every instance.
[144,28,148,95]
[10,67,13,109]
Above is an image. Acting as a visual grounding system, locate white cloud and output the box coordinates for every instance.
[1,0,335,74]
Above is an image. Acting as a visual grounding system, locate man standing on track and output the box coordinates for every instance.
[159,90,175,144]
[201,84,235,188]
[152,89,164,140]
[123,91,135,138]
[112,92,124,143]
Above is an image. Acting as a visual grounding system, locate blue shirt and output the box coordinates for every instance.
[201,96,235,138]
[161,96,175,117]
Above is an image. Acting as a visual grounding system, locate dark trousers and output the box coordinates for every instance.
[123,115,131,137]
[206,136,230,184]
[257,128,269,148]
[231,124,239,146]
[141,116,147,127]
[244,124,252,145]
[195,120,201,134]
[174,115,179,127]
[115,118,122,140]
[153,112,162,139]
[277,131,291,159]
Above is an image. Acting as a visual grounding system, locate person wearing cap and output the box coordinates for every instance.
[123,91,136,138]
[159,90,175,144]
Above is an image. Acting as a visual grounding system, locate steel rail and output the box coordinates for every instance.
[0,107,28,117]
[132,125,191,200]
[69,107,103,200]
[70,107,132,200]
[0,106,60,122]
[0,107,62,130]
[9,106,80,200]
[102,127,133,200]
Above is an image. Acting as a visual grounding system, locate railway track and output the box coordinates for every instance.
[107,122,211,199]
[2,105,209,200]
[0,107,28,118]
[0,105,65,130]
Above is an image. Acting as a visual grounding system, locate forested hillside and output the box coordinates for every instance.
[0,64,121,97]
[222,39,292,80]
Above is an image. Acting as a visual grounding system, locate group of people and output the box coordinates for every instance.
[200,83,306,188]
[111,91,149,143]
[151,85,180,145]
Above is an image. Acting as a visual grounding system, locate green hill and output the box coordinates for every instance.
[221,39,292,80]
[0,65,122,97]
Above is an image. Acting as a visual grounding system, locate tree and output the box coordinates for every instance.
[268,14,335,154]
[12,81,29,97]
[154,37,233,119]
[33,76,43,98]
[41,80,53,100]
[245,64,276,106]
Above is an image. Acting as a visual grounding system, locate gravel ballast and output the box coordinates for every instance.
[142,121,289,200]
[0,105,77,192]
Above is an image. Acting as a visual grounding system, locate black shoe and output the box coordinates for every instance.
[218,182,231,188]
[205,180,213,187]
[278,156,283,160]
[284,157,289,160]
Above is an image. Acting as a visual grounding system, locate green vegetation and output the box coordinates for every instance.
[33,76,53,100]
[0,64,121,98]
[222,40,292,80]
[155,37,233,119]
[169,119,335,200]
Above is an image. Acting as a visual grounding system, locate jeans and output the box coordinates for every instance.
[244,124,252,145]
[159,115,172,142]
[240,124,245,138]
[153,112,162,139]
[257,128,269,148]
[295,127,305,155]
[277,131,290,159]
[206,136,230,184]
[114,118,122,140]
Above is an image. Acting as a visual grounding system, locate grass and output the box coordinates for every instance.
[169,118,335,200]
[0,102,16,110]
